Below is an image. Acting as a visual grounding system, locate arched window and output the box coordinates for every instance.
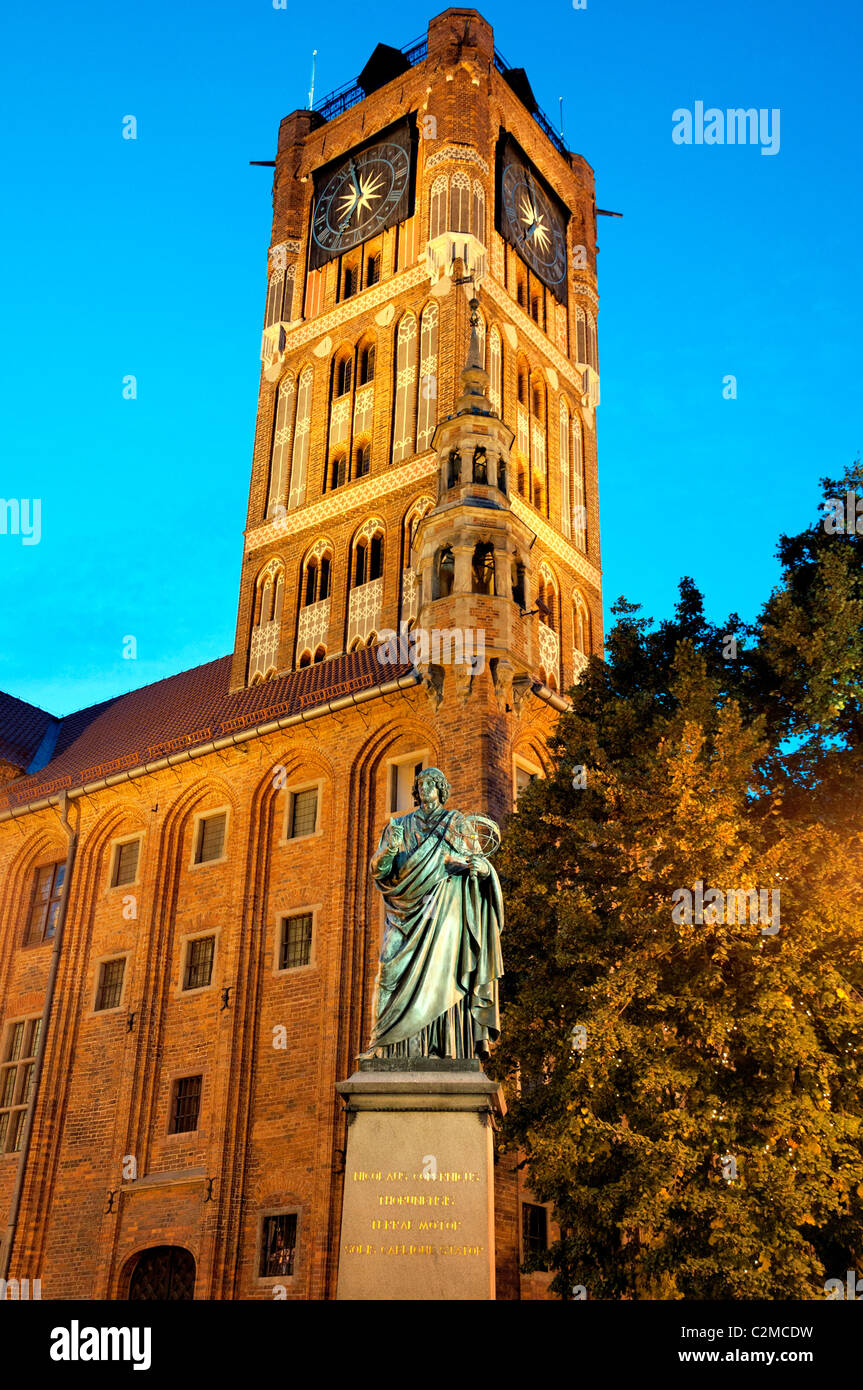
[559,398,571,539]
[530,375,547,512]
[447,449,461,489]
[488,326,502,415]
[572,414,587,551]
[352,521,385,588]
[342,261,359,299]
[575,306,587,364]
[416,302,439,452]
[517,364,528,405]
[574,592,590,654]
[437,545,455,598]
[355,442,371,478]
[252,561,284,629]
[429,175,447,241]
[475,308,486,369]
[538,563,557,630]
[335,355,352,398]
[127,1247,195,1301]
[329,453,347,491]
[313,645,326,663]
[300,540,333,607]
[366,251,382,287]
[587,312,598,370]
[359,342,375,385]
[449,170,470,233]
[472,180,486,244]
[267,374,295,516]
[288,366,313,510]
[264,266,284,331]
[392,314,418,463]
[471,543,495,595]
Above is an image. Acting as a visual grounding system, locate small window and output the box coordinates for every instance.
[329,454,347,491]
[111,839,140,887]
[369,534,383,581]
[0,1017,41,1154]
[95,958,126,1011]
[366,253,381,288]
[25,863,65,945]
[342,263,358,299]
[390,758,424,814]
[289,788,318,839]
[279,914,313,970]
[195,813,226,864]
[335,357,352,398]
[355,443,371,478]
[359,344,375,385]
[184,936,215,990]
[521,1202,549,1264]
[514,763,538,801]
[170,1076,202,1135]
[260,1214,298,1278]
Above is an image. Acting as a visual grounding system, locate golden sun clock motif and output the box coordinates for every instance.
[310,119,415,267]
[497,135,568,302]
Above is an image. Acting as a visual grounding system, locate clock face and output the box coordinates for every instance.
[497,138,568,302]
[310,125,414,264]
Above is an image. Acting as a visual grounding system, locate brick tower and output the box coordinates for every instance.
[0,6,602,1300]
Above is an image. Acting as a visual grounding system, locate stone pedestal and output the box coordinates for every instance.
[335,1059,504,1301]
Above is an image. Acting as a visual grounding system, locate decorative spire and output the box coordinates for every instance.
[456,295,491,413]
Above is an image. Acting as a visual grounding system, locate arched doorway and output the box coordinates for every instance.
[127,1246,195,1301]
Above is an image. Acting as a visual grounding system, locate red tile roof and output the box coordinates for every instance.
[0,647,414,813]
[0,691,56,774]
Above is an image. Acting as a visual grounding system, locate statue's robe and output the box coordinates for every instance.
[367,806,503,1059]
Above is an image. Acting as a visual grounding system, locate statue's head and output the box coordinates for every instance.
[412,767,450,808]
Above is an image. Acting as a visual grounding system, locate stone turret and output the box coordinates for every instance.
[411,295,537,712]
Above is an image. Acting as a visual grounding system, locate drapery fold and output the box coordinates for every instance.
[367,808,503,1059]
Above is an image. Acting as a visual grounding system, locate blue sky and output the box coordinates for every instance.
[1,0,860,716]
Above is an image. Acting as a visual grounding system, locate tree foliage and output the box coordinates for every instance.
[493,462,863,1299]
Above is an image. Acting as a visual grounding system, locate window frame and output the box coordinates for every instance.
[92,953,129,1015]
[23,859,66,948]
[386,748,431,816]
[0,1015,42,1156]
[513,754,543,807]
[256,1207,301,1285]
[108,833,143,891]
[274,906,319,975]
[166,1072,204,1138]
[189,807,230,869]
[281,780,323,844]
[520,1200,551,1268]
[178,930,219,996]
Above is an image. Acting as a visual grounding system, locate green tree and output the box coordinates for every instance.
[494,464,863,1299]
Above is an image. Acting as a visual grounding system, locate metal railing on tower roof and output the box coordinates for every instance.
[311,36,569,159]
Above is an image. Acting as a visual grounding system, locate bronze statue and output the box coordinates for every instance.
[365,768,503,1061]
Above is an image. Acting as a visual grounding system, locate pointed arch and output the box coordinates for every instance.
[572,412,587,551]
[429,174,447,241]
[416,302,439,452]
[392,314,418,463]
[288,365,313,509]
[267,374,295,516]
[575,305,587,365]
[559,397,572,539]
[472,180,486,245]
[488,326,502,415]
[449,170,470,233]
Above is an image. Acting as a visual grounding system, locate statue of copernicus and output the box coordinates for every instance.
[365,767,503,1061]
